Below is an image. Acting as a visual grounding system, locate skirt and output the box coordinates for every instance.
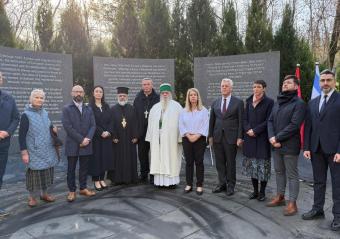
[242,157,271,181]
[26,167,54,192]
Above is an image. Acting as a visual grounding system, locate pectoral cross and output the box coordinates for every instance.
[122,117,127,128]
[144,110,149,119]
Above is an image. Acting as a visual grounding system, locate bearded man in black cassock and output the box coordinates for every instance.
[109,87,138,184]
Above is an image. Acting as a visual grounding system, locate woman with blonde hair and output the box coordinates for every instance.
[19,89,59,207]
[179,88,209,195]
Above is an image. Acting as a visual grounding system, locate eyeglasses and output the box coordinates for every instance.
[72,90,84,93]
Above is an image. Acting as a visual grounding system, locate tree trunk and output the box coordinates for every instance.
[329,0,340,69]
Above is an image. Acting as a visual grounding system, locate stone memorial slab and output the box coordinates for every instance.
[194,52,280,106]
[0,46,73,153]
[93,57,174,105]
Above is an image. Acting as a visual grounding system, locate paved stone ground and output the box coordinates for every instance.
[0,151,339,239]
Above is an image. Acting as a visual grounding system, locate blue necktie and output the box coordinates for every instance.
[319,95,328,114]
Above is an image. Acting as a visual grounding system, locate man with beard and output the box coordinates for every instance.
[62,85,96,202]
[302,69,340,231]
[109,87,138,184]
[267,75,306,216]
[0,72,20,217]
[133,78,160,184]
[146,83,183,188]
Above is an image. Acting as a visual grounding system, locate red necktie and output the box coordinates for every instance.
[222,98,227,114]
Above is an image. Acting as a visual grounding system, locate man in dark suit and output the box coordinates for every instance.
[302,69,340,231]
[62,85,96,202]
[0,72,20,217]
[209,78,244,196]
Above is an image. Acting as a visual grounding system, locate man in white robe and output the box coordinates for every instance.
[146,83,183,188]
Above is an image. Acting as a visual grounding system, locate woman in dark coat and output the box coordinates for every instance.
[88,86,114,191]
[242,80,274,201]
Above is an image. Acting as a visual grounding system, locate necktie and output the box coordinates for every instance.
[319,95,328,113]
[222,98,227,114]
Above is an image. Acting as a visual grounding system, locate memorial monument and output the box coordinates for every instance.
[93,57,174,105]
[194,52,280,106]
[0,46,73,152]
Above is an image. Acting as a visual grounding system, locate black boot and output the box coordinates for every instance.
[249,178,258,199]
[258,181,267,201]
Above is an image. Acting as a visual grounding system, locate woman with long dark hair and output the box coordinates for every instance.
[88,86,114,190]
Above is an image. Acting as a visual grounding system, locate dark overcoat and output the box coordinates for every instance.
[243,94,274,160]
[88,103,114,176]
[62,102,96,157]
[0,90,20,149]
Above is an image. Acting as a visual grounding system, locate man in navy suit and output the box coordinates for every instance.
[302,69,340,231]
[62,85,96,202]
[208,78,243,196]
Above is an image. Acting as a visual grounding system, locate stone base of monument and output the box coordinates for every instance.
[0,152,338,239]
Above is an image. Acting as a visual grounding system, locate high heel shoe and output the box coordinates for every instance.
[100,181,108,189]
[196,187,203,196]
[94,182,103,191]
[184,186,192,193]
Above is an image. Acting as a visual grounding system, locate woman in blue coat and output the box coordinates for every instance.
[242,80,274,201]
[19,89,59,207]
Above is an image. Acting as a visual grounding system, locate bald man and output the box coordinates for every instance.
[62,85,96,202]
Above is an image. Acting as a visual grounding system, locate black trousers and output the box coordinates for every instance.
[213,135,237,188]
[67,156,90,192]
[138,139,151,178]
[0,147,9,190]
[312,148,340,217]
[182,137,206,187]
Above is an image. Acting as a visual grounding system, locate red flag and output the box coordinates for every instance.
[295,64,304,149]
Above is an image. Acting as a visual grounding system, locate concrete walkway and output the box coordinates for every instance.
[0,152,339,239]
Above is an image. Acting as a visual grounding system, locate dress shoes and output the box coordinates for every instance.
[67,192,76,202]
[331,219,340,231]
[28,197,37,207]
[226,187,234,196]
[40,194,55,203]
[212,185,226,193]
[196,187,203,196]
[94,182,103,191]
[257,192,266,201]
[283,201,298,216]
[302,209,325,220]
[184,186,192,193]
[249,192,258,199]
[266,194,285,207]
[79,188,96,197]
[100,181,108,189]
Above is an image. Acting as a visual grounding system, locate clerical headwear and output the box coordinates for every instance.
[160,83,172,92]
[117,87,129,94]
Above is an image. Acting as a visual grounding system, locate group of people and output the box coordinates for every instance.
[0,70,339,231]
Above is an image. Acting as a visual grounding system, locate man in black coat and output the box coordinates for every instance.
[209,78,244,196]
[62,85,96,202]
[302,69,340,231]
[133,78,159,183]
[267,75,306,216]
[0,72,20,217]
